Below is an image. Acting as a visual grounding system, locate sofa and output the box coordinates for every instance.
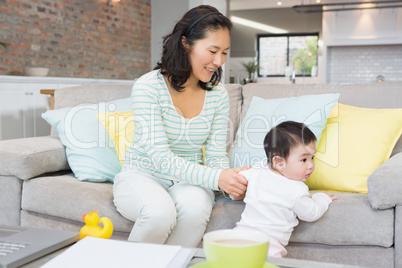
[1,81,402,268]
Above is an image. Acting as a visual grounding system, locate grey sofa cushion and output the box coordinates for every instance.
[207,192,394,247]
[241,82,402,116]
[291,192,393,247]
[368,152,402,209]
[20,210,130,241]
[21,174,134,233]
[206,197,244,232]
[0,176,22,226]
[54,84,133,109]
[286,243,394,268]
[393,137,402,157]
[0,136,69,180]
[395,206,402,268]
[52,84,134,136]
[225,84,243,151]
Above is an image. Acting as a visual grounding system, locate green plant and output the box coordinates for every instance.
[241,60,259,80]
[0,42,7,49]
[292,37,318,76]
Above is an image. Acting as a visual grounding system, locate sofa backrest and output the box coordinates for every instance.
[53,82,402,156]
[54,84,133,109]
[224,84,243,151]
[238,81,402,156]
[54,83,244,153]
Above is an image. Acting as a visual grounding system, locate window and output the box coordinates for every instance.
[257,33,319,77]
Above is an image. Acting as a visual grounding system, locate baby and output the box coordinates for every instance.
[236,121,338,257]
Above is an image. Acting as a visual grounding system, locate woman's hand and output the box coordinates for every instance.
[218,166,250,200]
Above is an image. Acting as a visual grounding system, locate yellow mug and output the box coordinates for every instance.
[203,229,269,268]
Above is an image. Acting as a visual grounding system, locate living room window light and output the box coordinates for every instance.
[257,33,319,78]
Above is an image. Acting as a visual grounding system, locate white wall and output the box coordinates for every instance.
[189,0,227,13]
[327,45,402,83]
[322,8,402,83]
[322,8,402,47]
[151,0,189,68]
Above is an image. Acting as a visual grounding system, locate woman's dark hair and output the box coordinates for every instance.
[263,121,317,163]
[154,5,232,92]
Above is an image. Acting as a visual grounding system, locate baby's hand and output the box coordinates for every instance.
[322,192,339,200]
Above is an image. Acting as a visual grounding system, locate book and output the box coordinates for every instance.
[42,236,195,268]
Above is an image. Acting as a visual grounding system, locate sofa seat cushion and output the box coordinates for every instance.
[21,174,133,233]
[291,192,393,247]
[207,192,393,247]
[286,243,394,268]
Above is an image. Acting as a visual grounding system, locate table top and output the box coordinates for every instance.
[20,246,70,267]
[188,248,363,268]
[21,244,363,268]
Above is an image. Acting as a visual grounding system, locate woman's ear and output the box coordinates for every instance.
[181,36,190,52]
[272,156,286,170]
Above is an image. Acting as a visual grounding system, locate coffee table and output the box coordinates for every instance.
[23,245,364,268]
[188,248,363,268]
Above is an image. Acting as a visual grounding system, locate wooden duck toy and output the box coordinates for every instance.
[80,211,113,239]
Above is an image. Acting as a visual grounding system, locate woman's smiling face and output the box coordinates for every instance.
[184,27,230,84]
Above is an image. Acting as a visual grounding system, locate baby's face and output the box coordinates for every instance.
[281,141,316,182]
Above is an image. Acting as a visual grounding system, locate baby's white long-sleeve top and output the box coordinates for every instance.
[236,160,333,246]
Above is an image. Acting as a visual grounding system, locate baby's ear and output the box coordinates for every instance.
[272,156,286,170]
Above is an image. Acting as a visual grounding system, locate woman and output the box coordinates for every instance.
[113,5,248,247]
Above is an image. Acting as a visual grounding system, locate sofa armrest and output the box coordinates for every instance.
[0,136,70,180]
[368,152,402,209]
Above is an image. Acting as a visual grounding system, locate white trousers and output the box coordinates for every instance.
[113,168,215,247]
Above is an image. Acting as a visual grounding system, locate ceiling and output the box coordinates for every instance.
[230,0,304,10]
[229,0,396,10]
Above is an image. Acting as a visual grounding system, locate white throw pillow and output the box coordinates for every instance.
[42,98,131,182]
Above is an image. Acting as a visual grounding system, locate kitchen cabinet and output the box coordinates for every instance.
[0,83,54,140]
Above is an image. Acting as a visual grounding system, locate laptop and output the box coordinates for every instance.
[0,225,79,268]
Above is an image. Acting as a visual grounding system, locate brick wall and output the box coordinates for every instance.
[0,0,151,79]
[327,45,402,84]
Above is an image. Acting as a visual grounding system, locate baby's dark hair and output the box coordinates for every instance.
[264,121,317,163]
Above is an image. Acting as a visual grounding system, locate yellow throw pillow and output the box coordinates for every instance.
[97,111,134,165]
[307,103,402,193]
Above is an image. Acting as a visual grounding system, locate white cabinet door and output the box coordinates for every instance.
[26,84,58,138]
[0,84,26,140]
[0,83,54,140]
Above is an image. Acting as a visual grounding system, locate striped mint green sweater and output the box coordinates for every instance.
[123,70,230,190]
